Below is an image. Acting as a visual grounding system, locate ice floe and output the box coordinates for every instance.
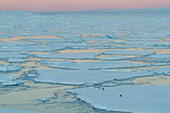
[149,53,170,62]
[7,57,27,63]
[0,52,28,59]
[36,52,99,60]
[0,64,22,72]
[0,75,24,86]
[102,50,155,56]
[152,67,170,76]
[97,56,126,61]
[44,61,144,70]
[34,69,154,85]
[67,85,170,113]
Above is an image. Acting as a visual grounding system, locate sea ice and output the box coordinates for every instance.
[7,57,27,63]
[149,53,170,62]
[146,42,170,48]
[36,52,99,60]
[0,75,24,86]
[67,85,170,113]
[46,61,144,70]
[35,69,154,85]
[0,64,22,72]
[102,50,155,56]
[97,56,126,61]
[0,52,28,59]
[152,67,170,76]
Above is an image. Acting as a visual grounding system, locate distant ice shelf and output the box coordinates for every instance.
[67,85,170,113]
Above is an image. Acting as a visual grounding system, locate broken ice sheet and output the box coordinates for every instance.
[44,61,145,70]
[152,67,170,76]
[0,75,24,86]
[0,64,22,72]
[102,50,155,56]
[149,53,170,62]
[0,108,41,113]
[146,42,170,49]
[0,52,28,59]
[67,85,170,113]
[97,56,126,61]
[7,57,27,63]
[34,69,154,85]
[36,52,99,60]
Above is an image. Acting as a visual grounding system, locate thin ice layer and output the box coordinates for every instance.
[67,85,170,113]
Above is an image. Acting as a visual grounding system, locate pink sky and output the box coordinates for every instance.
[0,0,170,12]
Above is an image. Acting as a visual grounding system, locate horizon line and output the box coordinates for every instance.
[0,7,170,13]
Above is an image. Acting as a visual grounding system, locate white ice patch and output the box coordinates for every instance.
[67,85,170,113]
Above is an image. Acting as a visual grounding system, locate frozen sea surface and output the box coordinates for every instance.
[68,85,170,113]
